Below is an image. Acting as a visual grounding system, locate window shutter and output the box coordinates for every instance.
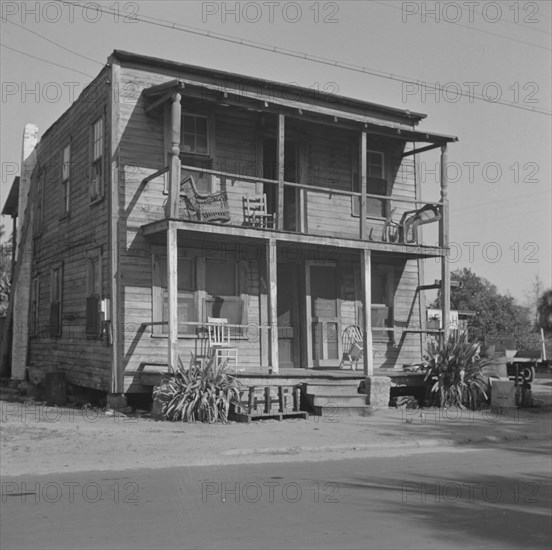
[49,303,60,337]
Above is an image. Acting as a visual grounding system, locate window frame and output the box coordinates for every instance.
[49,265,63,337]
[61,142,71,217]
[151,251,249,338]
[90,116,104,203]
[33,168,45,238]
[30,276,40,336]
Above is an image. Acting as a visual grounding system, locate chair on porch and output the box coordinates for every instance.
[179,175,231,223]
[383,204,441,244]
[339,325,364,371]
[242,194,274,228]
[207,317,239,370]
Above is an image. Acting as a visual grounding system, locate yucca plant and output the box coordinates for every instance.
[153,355,242,422]
[424,332,490,409]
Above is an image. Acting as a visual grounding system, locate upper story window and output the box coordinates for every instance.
[181,114,209,155]
[50,265,63,337]
[33,169,45,237]
[90,117,104,202]
[61,144,71,216]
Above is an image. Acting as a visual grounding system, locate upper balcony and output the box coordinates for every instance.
[133,75,457,256]
[141,163,446,257]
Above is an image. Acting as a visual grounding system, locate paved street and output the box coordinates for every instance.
[1,439,550,549]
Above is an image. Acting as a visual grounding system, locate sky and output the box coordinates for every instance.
[1,0,551,304]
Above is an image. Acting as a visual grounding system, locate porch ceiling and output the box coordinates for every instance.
[142,78,458,145]
[140,218,448,258]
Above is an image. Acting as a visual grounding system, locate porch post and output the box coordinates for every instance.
[360,248,373,376]
[167,92,181,219]
[167,222,178,372]
[277,114,285,230]
[360,131,367,240]
[440,144,450,341]
[266,238,279,373]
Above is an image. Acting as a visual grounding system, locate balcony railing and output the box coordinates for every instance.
[145,164,443,246]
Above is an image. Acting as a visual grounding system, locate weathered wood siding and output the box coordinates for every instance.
[27,68,112,391]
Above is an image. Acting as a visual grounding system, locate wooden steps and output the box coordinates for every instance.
[302,379,372,417]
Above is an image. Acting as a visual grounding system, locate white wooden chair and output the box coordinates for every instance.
[242,194,274,228]
[207,317,238,369]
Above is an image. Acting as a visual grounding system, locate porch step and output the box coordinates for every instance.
[312,404,373,418]
[305,383,363,396]
[309,394,368,407]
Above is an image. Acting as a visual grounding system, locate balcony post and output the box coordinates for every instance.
[360,248,373,376]
[277,114,285,230]
[360,131,367,240]
[440,144,450,340]
[167,221,179,372]
[266,238,279,373]
[167,92,181,219]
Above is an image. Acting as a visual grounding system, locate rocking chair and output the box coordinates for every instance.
[179,175,231,223]
[383,204,441,244]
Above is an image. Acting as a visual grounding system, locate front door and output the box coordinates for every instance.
[307,263,340,368]
[277,264,300,368]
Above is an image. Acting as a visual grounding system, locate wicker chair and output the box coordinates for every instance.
[179,175,230,223]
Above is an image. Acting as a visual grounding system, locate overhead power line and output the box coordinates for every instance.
[4,19,104,66]
[374,1,552,49]
[58,0,552,116]
[0,43,95,78]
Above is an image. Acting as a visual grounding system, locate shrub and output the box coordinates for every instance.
[153,355,242,422]
[424,332,490,409]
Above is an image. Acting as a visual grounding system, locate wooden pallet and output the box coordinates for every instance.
[229,385,308,423]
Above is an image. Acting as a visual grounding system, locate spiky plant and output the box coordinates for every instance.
[153,355,242,422]
[424,332,490,409]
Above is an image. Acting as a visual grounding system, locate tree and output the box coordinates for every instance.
[537,289,552,336]
[0,225,12,317]
[434,268,533,348]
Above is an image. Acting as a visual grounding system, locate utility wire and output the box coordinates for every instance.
[374,1,551,49]
[4,19,104,66]
[58,0,552,116]
[0,43,95,78]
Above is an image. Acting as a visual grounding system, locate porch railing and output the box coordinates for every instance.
[144,164,443,245]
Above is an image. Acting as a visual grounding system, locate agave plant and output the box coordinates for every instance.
[424,332,490,409]
[153,355,242,422]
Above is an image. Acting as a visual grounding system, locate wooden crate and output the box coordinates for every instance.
[230,385,308,423]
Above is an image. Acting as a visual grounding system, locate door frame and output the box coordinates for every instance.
[305,260,341,368]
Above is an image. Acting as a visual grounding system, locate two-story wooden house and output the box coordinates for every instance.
[2,50,456,407]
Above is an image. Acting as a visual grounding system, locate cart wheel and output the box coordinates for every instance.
[521,366,535,383]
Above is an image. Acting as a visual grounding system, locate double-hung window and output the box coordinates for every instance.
[50,266,63,337]
[61,144,71,216]
[90,118,103,201]
[352,149,387,218]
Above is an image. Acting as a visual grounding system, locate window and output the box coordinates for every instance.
[90,118,103,201]
[181,114,209,155]
[355,265,395,340]
[30,276,40,336]
[34,169,45,237]
[151,254,249,337]
[352,149,387,218]
[205,260,244,326]
[371,267,394,336]
[50,266,63,337]
[61,144,71,216]
[86,255,102,338]
[152,255,198,336]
